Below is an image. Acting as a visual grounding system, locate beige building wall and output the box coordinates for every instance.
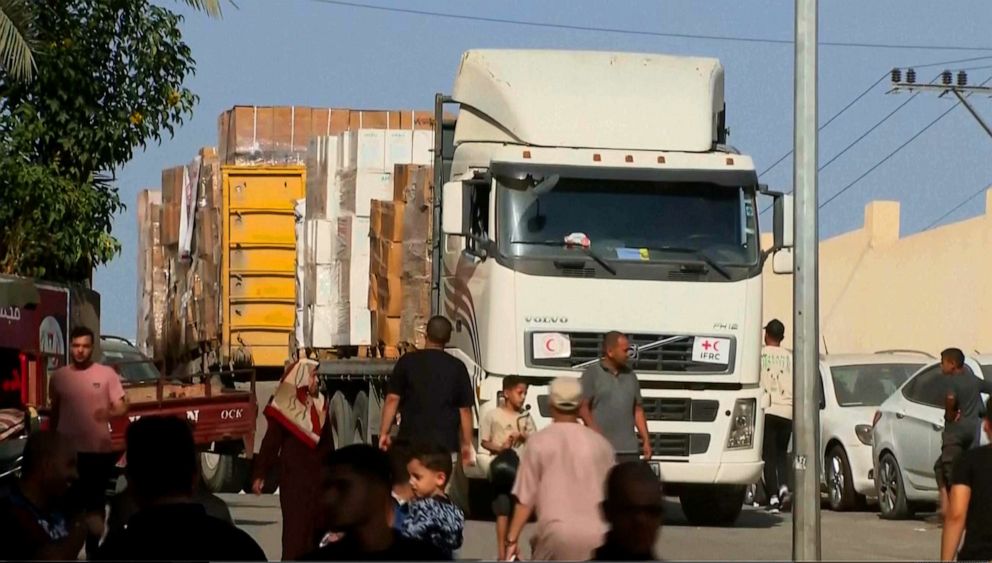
[762,188,992,357]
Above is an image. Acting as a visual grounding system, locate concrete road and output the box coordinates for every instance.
[223,493,943,561]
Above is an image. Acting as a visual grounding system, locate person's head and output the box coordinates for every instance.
[601,461,664,556]
[425,316,453,347]
[603,331,630,369]
[321,444,394,533]
[407,442,452,499]
[20,431,78,502]
[549,377,582,421]
[764,319,785,346]
[125,416,198,507]
[502,375,528,411]
[941,348,966,374]
[69,326,95,366]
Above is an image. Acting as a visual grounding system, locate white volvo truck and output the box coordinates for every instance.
[431,49,793,525]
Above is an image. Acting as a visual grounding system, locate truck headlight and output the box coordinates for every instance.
[855,424,873,446]
[726,398,756,449]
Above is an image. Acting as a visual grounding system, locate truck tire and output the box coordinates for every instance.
[200,452,246,493]
[352,391,369,445]
[330,392,355,449]
[679,485,746,526]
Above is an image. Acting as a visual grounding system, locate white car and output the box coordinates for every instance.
[818,353,927,511]
[871,354,992,519]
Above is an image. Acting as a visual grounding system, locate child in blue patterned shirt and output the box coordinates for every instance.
[400,442,465,558]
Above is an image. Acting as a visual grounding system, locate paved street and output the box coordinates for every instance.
[223,493,943,561]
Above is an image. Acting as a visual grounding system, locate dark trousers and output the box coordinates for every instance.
[762,414,792,498]
[67,452,117,557]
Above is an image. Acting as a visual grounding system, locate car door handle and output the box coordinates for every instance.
[896,412,905,419]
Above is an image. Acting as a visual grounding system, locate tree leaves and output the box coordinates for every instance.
[0,0,196,281]
[0,0,38,82]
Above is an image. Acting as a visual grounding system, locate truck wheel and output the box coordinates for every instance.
[200,452,245,493]
[352,392,369,445]
[679,485,746,526]
[330,392,354,449]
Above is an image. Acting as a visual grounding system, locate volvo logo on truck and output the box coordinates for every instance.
[525,316,568,324]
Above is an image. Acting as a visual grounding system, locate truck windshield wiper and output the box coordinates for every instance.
[642,246,731,280]
[510,240,617,276]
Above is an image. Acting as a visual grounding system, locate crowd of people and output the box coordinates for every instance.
[5,313,992,561]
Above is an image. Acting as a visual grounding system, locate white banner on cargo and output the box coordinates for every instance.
[178,157,200,259]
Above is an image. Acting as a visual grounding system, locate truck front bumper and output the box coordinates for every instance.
[655,460,763,486]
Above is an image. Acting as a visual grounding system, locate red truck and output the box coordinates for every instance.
[0,275,257,493]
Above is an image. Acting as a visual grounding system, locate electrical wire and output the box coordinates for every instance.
[301,0,992,52]
[923,180,992,230]
[818,74,992,210]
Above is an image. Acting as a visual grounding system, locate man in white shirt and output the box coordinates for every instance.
[760,319,793,513]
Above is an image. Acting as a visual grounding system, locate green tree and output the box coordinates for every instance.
[0,0,198,280]
[1,0,224,82]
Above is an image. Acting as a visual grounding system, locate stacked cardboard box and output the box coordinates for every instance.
[368,164,433,349]
[218,106,435,166]
[189,148,222,344]
[136,190,166,358]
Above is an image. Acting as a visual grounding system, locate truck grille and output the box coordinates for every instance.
[641,398,719,422]
[648,433,711,457]
[530,332,730,373]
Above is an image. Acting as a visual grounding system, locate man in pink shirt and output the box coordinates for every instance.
[49,326,127,556]
[505,377,616,561]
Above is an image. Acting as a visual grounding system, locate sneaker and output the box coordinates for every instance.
[767,495,781,514]
[779,488,792,512]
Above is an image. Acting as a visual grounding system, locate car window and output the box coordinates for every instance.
[830,363,923,407]
[902,365,946,408]
[100,346,161,383]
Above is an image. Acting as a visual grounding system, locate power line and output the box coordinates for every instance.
[923,180,992,230]
[302,0,992,52]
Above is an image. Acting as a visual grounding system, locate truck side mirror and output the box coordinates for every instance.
[772,248,793,275]
[773,193,794,250]
[442,181,468,236]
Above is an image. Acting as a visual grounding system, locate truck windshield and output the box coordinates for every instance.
[496,177,759,266]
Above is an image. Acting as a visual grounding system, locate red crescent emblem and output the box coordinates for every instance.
[545,338,556,352]
[713,341,720,352]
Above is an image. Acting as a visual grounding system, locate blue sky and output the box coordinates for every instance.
[98,0,992,338]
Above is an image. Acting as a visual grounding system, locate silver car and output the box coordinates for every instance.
[818,353,925,511]
[871,354,992,519]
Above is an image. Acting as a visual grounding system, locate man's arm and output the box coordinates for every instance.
[941,484,970,560]
[579,399,602,433]
[48,375,60,429]
[634,404,652,459]
[378,393,401,450]
[459,407,475,465]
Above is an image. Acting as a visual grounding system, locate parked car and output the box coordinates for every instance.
[871,354,992,519]
[818,353,927,511]
[98,336,162,384]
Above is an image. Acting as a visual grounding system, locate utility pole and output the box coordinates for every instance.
[889,69,992,140]
[793,0,822,560]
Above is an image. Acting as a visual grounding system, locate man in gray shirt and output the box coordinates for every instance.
[579,332,652,461]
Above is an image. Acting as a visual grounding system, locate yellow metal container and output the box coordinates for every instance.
[221,166,304,368]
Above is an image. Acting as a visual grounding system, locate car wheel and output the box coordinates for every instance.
[877,452,913,520]
[826,446,865,511]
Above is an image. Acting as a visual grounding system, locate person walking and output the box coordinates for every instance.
[252,360,333,561]
[759,319,792,513]
[378,316,475,477]
[941,398,992,561]
[96,416,266,561]
[0,431,104,561]
[504,377,616,561]
[593,461,664,561]
[934,348,992,518]
[302,444,448,560]
[579,332,651,462]
[49,326,127,556]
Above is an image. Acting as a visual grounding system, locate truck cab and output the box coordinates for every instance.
[434,49,792,525]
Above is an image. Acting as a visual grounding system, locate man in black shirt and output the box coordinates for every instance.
[302,444,447,560]
[378,316,474,466]
[96,416,266,561]
[0,431,105,561]
[942,397,992,561]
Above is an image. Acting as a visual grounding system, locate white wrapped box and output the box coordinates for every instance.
[412,130,434,166]
[314,263,346,307]
[311,218,337,265]
[350,129,386,170]
[386,130,413,169]
[310,304,345,348]
[349,306,372,345]
[340,171,393,217]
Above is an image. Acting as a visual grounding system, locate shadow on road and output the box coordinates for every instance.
[663,499,785,529]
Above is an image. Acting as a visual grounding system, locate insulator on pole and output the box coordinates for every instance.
[891,68,902,83]
[942,70,953,86]
[957,70,968,87]
[906,68,917,84]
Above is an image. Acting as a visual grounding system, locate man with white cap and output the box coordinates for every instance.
[504,377,616,561]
